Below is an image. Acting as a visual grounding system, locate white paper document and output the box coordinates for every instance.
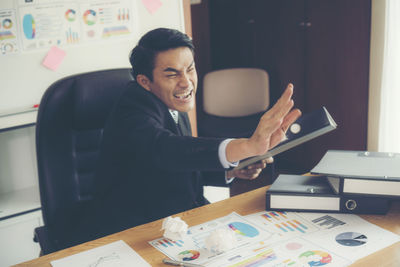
[149,211,399,267]
[298,212,400,262]
[149,212,273,266]
[51,240,150,267]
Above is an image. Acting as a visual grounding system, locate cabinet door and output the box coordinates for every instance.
[297,0,371,170]
[272,0,371,172]
[209,0,306,104]
[0,210,43,266]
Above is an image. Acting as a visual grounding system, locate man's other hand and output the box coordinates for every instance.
[226,157,273,180]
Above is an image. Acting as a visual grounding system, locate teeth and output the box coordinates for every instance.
[175,90,192,99]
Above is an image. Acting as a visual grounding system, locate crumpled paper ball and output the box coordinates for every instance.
[161,216,188,241]
[205,228,237,253]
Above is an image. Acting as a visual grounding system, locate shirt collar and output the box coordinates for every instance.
[169,109,179,124]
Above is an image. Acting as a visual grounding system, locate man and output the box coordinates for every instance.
[85,28,300,242]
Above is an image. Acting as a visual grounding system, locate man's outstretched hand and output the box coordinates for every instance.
[226,83,302,164]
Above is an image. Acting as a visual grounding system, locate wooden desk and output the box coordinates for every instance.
[14,186,400,267]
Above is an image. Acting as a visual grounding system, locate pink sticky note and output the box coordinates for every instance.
[42,46,66,71]
[142,0,162,14]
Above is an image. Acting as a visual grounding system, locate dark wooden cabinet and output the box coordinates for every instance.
[277,0,370,172]
[196,0,370,175]
[297,0,371,171]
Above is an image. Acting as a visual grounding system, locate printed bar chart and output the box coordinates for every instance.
[312,215,346,229]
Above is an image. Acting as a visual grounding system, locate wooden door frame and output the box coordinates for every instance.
[183,0,198,137]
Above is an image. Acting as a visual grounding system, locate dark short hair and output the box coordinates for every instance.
[129,28,194,81]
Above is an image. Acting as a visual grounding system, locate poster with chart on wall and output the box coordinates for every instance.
[16,0,136,51]
[17,0,80,50]
[0,9,20,55]
[79,0,135,43]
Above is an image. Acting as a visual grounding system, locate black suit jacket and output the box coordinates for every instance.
[83,81,228,239]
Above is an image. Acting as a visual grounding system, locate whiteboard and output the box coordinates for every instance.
[0,0,184,129]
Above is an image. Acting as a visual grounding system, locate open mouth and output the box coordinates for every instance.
[174,89,193,100]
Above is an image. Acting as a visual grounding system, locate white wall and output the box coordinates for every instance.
[0,0,184,200]
[0,0,184,113]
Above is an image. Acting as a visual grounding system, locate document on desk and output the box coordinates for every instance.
[150,211,399,266]
[50,240,150,267]
[150,212,275,266]
[150,212,351,266]
[245,211,400,264]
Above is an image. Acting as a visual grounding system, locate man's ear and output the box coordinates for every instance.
[136,74,151,91]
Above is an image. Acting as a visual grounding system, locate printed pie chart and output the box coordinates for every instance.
[22,14,35,39]
[335,232,368,246]
[299,250,332,266]
[83,9,96,25]
[228,222,259,237]
[3,19,12,29]
[65,9,76,22]
[178,250,200,261]
[2,43,15,53]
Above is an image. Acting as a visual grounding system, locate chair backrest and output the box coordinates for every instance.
[203,68,270,117]
[36,69,133,230]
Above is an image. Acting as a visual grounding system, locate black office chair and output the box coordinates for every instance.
[34,68,133,255]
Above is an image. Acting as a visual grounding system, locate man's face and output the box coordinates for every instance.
[143,47,197,112]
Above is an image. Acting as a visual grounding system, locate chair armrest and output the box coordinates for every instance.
[34,226,57,255]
